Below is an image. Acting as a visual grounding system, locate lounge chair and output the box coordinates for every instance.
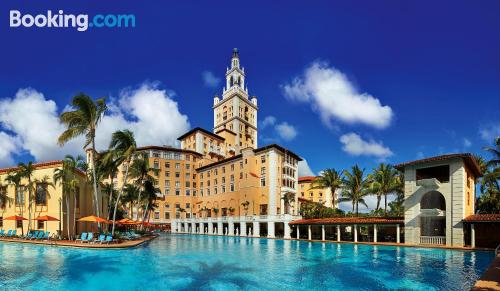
[37,231,50,241]
[75,232,87,242]
[82,233,93,243]
[0,229,5,237]
[94,234,106,244]
[21,230,33,239]
[10,230,17,237]
[103,235,113,244]
[5,230,13,237]
[30,231,41,240]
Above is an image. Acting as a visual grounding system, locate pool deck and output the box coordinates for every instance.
[0,235,158,249]
[472,254,500,291]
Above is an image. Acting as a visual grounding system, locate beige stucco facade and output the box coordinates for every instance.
[298,177,335,208]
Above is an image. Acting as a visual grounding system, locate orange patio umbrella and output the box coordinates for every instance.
[4,215,28,235]
[34,215,59,233]
[77,215,109,223]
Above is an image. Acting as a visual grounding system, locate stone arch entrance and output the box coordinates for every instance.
[420,191,446,244]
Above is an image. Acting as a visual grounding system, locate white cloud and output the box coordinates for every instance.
[202,71,221,88]
[463,138,472,148]
[0,132,19,166]
[282,61,393,129]
[261,116,276,128]
[275,122,297,141]
[298,158,315,177]
[479,123,500,142]
[0,83,190,164]
[339,132,393,158]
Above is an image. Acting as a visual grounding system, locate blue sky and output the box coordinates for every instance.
[0,0,499,183]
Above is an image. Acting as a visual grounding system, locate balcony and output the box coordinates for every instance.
[420,208,446,217]
[416,178,441,188]
[208,146,225,158]
[420,236,446,245]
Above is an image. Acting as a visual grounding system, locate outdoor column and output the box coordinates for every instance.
[199,222,204,234]
[184,222,188,233]
[471,223,476,248]
[171,221,177,233]
[308,225,312,240]
[374,224,378,243]
[321,225,325,241]
[354,224,358,242]
[337,225,340,242]
[253,221,260,237]
[191,222,196,234]
[296,225,300,239]
[241,222,247,237]
[208,222,213,234]
[228,221,234,236]
[267,221,275,238]
[396,224,400,243]
[217,221,223,235]
[284,223,291,239]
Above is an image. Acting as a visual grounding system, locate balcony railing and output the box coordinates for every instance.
[420,236,446,245]
[416,178,441,188]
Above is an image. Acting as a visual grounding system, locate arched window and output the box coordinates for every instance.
[420,191,445,210]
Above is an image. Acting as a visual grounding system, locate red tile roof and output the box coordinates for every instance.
[289,217,404,225]
[298,176,316,182]
[394,153,482,177]
[463,214,500,223]
[0,160,63,174]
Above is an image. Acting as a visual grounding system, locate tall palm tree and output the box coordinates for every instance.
[108,130,137,235]
[484,137,500,168]
[53,155,86,239]
[5,172,22,211]
[129,154,158,219]
[368,164,402,215]
[16,162,36,231]
[58,94,107,219]
[0,178,13,211]
[310,169,343,208]
[340,165,370,216]
[141,180,160,224]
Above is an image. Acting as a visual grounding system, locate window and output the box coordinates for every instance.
[186,164,190,170]
[166,171,170,177]
[165,180,170,188]
[0,187,7,208]
[185,173,190,179]
[301,192,304,197]
[214,187,218,195]
[416,165,450,183]
[214,169,218,175]
[186,189,191,196]
[15,186,25,205]
[230,183,234,192]
[175,172,180,178]
[240,161,243,168]
[222,167,225,174]
[164,212,170,219]
[185,181,190,187]
[193,190,197,197]
[35,183,48,205]
[240,172,243,179]
[186,203,190,209]
[261,177,266,187]
[231,164,234,172]
[154,212,160,220]
[0,217,2,228]
[175,203,180,209]
[175,189,180,196]
[165,203,170,209]
[165,189,170,195]
[222,185,226,193]
[261,167,266,175]
[175,163,180,169]
[310,192,313,197]
[175,181,181,188]
[17,220,23,228]
[165,162,170,168]
[261,155,266,163]
[154,160,159,169]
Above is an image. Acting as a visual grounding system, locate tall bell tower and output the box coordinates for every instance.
[213,48,258,153]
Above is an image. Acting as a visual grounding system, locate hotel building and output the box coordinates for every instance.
[0,161,98,237]
[298,176,336,208]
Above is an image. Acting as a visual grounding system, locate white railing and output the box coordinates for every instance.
[420,236,446,245]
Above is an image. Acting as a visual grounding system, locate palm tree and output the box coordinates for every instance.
[310,169,343,208]
[484,137,500,168]
[0,178,13,211]
[53,155,86,239]
[368,164,402,215]
[16,162,36,231]
[129,153,158,219]
[58,94,107,219]
[108,130,137,235]
[5,172,21,211]
[141,180,160,224]
[340,165,370,216]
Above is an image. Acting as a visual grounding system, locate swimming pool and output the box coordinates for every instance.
[0,234,493,290]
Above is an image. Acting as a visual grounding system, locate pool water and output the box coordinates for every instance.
[0,234,493,290]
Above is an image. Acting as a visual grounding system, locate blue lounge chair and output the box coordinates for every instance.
[10,230,17,237]
[29,231,40,240]
[94,234,106,244]
[76,232,87,242]
[5,230,12,237]
[37,231,49,240]
[0,229,5,237]
[22,230,34,239]
[103,235,113,244]
[82,233,93,243]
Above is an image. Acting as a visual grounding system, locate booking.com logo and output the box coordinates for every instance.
[9,10,136,32]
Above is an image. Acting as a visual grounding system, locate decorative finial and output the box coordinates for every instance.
[232,48,239,58]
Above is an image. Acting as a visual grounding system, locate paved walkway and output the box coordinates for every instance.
[0,235,157,249]
[472,254,500,291]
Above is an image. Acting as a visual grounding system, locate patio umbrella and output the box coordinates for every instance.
[34,215,59,233]
[4,215,28,236]
[77,215,109,223]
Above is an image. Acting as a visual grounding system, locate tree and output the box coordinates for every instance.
[58,94,107,219]
[310,169,343,208]
[108,130,137,235]
[16,162,36,231]
[129,153,158,220]
[53,155,86,239]
[141,180,160,224]
[368,164,402,215]
[340,165,370,216]
[475,138,500,213]
[0,178,13,211]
